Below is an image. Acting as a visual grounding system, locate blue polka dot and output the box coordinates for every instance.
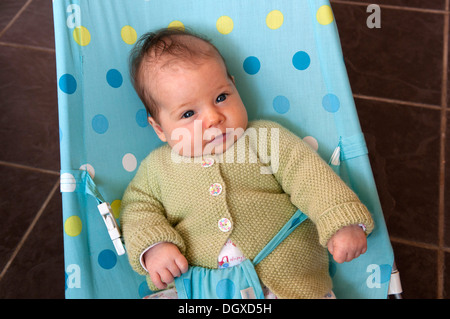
[243,56,261,75]
[292,51,311,70]
[216,279,235,299]
[273,95,290,114]
[379,264,392,284]
[138,281,153,298]
[59,74,77,94]
[106,69,123,88]
[322,93,340,113]
[92,114,109,134]
[98,249,117,269]
[136,109,149,127]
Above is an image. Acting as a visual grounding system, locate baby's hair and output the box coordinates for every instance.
[129,27,231,122]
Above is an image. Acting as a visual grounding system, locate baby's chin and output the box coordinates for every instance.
[203,137,234,156]
[203,128,247,156]
[169,143,230,158]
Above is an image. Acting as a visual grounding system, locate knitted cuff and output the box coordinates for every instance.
[315,201,374,247]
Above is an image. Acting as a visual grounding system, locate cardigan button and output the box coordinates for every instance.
[209,183,222,196]
[218,218,232,232]
[202,157,215,168]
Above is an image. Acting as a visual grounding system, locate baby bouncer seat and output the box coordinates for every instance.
[53,0,400,299]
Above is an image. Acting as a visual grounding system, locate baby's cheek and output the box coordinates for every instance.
[169,133,205,157]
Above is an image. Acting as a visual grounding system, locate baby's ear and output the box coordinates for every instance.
[148,116,167,142]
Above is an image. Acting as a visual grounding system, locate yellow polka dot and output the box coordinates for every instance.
[266,10,284,30]
[121,25,137,45]
[110,200,122,219]
[216,16,234,34]
[317,5,334,25]
[168,20,185,31]
[73,26,91,46]
[64,216,82,237]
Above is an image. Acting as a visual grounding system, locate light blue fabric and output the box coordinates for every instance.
[53,0,394,299]
[175,259,263,299]
[175,210,306,299]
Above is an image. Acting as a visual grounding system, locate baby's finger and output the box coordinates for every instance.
[347,244,367,262]
[350,244,367,261]
[159,268,175,286]
[349,250,360,261]
[150,271,167,290]
[175,255,189,274]
[332,249,347,264]
[167,262,181,278]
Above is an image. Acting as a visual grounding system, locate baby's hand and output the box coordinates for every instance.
[327,224,367,264]
[143,242,189,290]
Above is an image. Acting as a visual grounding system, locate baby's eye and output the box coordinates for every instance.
[182,110,195,119]
[216,94,227,103]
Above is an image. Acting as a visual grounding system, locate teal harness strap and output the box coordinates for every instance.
[175,209,307,299]
[252,209,307,266]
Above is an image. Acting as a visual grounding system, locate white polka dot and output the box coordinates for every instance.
[303,136,319,151]
[79,163,95,179]
[122,153,137,172]
[60,173,76,192]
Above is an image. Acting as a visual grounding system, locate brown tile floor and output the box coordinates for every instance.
[332,0,450,299]
[0,0,449,299]
[0,0,64,298]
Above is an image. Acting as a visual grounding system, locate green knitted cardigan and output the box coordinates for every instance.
[120,120,374,298]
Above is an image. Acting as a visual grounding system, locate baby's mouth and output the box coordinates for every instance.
[208,132,228,144]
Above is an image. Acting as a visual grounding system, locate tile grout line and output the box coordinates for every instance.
[437,0,449,300]
[390,236,450,253]
[353,94,442,111]
[0,160,60,176]
[0,179,60,282]
[0,0,34,39]
[0,41,55,54]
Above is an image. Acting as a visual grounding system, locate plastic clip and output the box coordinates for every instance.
[97,202,126,256]
[388,263,403,298]
[330,146,341,166]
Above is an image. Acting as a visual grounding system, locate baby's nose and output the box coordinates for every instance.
[203,107,224,128]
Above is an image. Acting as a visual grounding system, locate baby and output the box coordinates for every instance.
[120,28,374,299]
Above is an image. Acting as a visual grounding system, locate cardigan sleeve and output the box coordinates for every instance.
[254,120,374,246]
[119,152,186,276]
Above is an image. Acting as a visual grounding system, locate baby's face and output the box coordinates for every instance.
[147,54,248,157]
